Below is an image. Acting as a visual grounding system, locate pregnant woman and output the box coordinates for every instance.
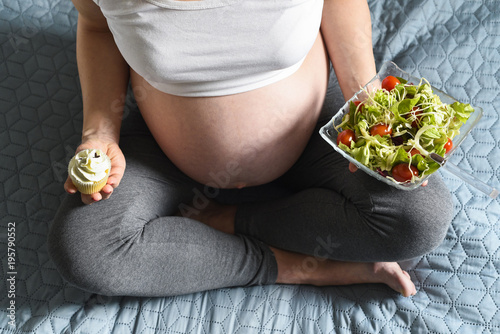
[48,0,453,297]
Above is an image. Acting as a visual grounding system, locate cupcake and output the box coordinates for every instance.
[68,149,111,194]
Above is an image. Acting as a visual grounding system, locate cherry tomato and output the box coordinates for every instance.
[409,148,421,156]
[444,138,453,153]
[381,76,401,91]
[353,100,364,112]
[370,123,392,137]
[337,129,356,147]
[391,163,419,183]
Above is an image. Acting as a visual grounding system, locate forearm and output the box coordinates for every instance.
[76,18,129,144]
[321,0,376,100]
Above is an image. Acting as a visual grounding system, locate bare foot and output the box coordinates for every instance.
[368,262,416,297]
[272,247,417,297]
[178,199,236,234]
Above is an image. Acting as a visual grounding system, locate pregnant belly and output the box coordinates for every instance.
[131,33,329,188]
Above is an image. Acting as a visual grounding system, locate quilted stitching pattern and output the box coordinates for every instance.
[1,0,499,333]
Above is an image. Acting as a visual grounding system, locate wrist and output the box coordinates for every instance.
[82,113,121,144]
[81,128,120,145]
[339,62,377,101]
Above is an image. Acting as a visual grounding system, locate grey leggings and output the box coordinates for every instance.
[48,74,453,297]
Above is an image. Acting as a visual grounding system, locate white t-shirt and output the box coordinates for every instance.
[93,0,324,97]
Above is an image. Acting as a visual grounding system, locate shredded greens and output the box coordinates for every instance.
[335,78,474,183]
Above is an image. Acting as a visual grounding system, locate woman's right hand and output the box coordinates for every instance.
[64,139,126,205]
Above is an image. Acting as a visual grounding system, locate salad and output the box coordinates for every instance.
[335,76,474,184]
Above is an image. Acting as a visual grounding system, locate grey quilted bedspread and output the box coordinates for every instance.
[1,0,500,333]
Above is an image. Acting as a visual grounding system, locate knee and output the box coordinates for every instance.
[373,175,454,260]
[48,203,127,295]
[398,203,452,259]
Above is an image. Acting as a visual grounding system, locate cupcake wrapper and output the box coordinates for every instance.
[74,175,109,195]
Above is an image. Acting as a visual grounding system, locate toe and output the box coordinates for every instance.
[374,262,416,297]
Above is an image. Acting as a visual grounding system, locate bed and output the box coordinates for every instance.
[1,0,499,332]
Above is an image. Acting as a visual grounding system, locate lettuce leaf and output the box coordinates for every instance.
[450,102,475,123]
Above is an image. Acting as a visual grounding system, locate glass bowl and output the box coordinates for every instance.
[319,61,484,190]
